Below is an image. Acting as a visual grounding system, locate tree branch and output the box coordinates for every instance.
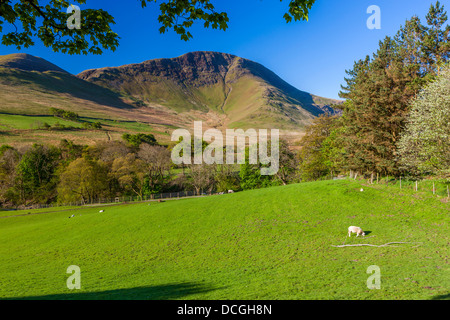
[331,242,422,248]
[23,0,67,31]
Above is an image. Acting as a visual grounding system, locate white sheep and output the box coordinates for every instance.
[348,226,365,237]
[99,210,104,213]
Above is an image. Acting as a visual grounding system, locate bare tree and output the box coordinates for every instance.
[138,143,172,192]
[189,164,216,194]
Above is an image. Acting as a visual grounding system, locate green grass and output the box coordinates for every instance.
[0,114,83,130]
[0,179,448,300]
[0,112,173,147]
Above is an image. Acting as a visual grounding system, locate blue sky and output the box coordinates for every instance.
[1,0,449,99]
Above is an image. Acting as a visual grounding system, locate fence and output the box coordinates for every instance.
[350,172,450,199]
[27,190,221,211]
[10,173,450,211]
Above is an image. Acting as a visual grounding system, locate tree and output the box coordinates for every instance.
[0,0,316,55]
[394,15,429,91]
[122,133,158,148]
[137,143,172,193]
[112,153,147,200]
[275,139,300,185]
[15,143,60,204]
[49,107,79,121]
[239,147,273,190]
[297,114,337,181]
[95,140,131,163]
[421,1,450,76]
[214,164,239,193]
[189,163,216,194]
[397,64,450,175]
[57,157,109,204]
[336,3,450,177]
[59,139,84,163]
[0,145,20,206]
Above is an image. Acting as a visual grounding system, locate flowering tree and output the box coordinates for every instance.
[397,65,450,175]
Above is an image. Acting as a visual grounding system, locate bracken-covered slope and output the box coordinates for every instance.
[0,53,69,73]
[0,51,341,148]
[78,51,341,129]
[0,53,137,118]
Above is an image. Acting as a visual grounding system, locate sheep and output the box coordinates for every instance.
[99,210,104,213]
[228,190,234,194]
[348,226,365,237]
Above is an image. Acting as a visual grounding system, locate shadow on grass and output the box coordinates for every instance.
[1,282,220,300]
[431,293,450,300]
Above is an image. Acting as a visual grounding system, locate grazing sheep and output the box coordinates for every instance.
[99,210,104,213]
[228,190,234,194]
[348,226,365,237]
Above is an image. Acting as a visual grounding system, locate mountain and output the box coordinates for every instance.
[78,51,341,129]
[0,52,341,147]
[0,53,68,73]
[0,53,186,127]
[0,53,182,147]
[0,53,136,117]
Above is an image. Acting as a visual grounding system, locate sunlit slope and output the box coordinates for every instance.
[0,179,447,300]
[78,51,341,129]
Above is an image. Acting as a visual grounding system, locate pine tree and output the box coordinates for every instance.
[336,3,450,177]
[421,1,450,76]
[338,36,422,176]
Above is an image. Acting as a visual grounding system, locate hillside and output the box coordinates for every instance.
[0,180,447,300]
[78,51,341,129]
[0,52,340,147]
[0,53,69,73]
[0,54,179,146]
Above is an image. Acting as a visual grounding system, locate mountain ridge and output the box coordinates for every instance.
[0,53,69,73]
[0,51,341,147]
[77,51,341,129]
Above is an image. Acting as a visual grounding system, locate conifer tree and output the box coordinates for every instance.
[421,1,450,75]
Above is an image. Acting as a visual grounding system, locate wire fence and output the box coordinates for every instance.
[28,190,225,210]
[9,173,450,212]
[349,172,450,200]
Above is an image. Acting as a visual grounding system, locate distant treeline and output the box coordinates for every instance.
[49,107,79,121]
[0,132,300,208]
[44,107,102,130]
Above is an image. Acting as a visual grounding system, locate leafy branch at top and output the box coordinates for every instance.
[0,0,316,54]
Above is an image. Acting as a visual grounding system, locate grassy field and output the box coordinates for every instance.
[0,112,172,147]
[0,179,448,300]
[0,114,84,130]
